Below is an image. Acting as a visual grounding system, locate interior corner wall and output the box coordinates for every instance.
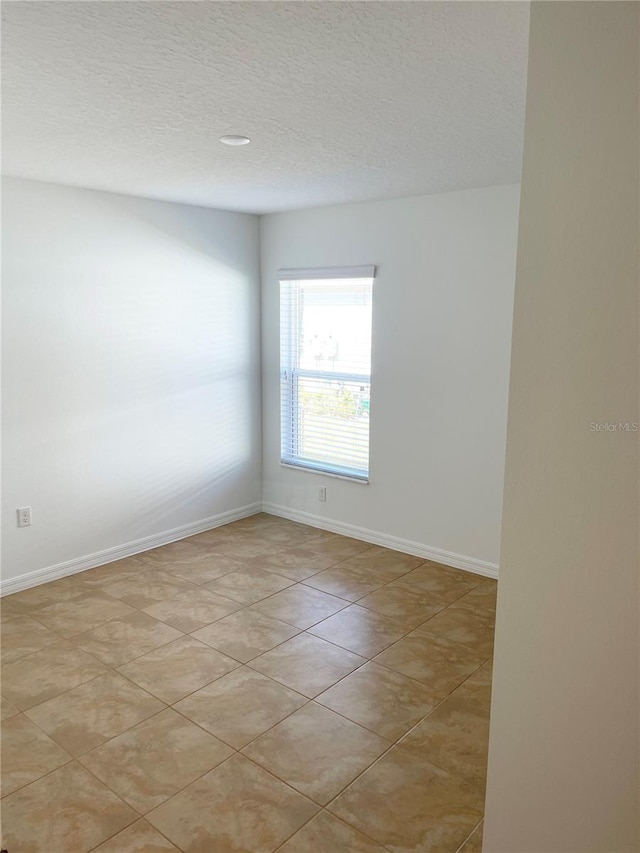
[259,185,520,571]
[484,3,639,851]
[1,177,262,585]
[2,179,520,588]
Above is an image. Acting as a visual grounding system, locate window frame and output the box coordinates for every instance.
[278,266,375,483]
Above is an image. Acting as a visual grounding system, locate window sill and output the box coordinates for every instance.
[280,462,369,484]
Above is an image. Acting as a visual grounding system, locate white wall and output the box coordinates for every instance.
[2,177,262,586]
[484,3,639,851]
[260,185,520,571]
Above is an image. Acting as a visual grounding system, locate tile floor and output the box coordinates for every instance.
[0,513,496,852]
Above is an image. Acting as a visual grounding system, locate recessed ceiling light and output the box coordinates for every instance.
[219,135,251,146]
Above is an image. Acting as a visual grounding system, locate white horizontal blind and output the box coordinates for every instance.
[279,266,375,481]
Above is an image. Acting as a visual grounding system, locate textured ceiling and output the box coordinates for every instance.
[2,1,530,214]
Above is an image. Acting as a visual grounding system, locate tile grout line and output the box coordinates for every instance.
[3,584,493,732]
[4,639,485,846]
[85,814,188,853]
[4,580,493,759]
[7,630,479,804]
[1,516,495,852]
[454,816,484,853]
[271,804,396,853]
[0,712,76,800]
[3,536,489,644]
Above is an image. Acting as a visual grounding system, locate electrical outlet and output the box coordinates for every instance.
[318,486,327,502]
[17,506,32,528]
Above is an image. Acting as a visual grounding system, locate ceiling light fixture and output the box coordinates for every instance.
[219,135,251,146]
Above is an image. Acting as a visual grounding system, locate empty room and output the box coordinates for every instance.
[1,2,638,853]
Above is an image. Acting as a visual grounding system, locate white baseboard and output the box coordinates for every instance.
[1,498,497,596]
[262,501,499,579]
[0,502,262,596]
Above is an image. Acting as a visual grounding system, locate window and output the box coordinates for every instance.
[279,265,375,482]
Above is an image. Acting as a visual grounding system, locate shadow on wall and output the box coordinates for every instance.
[108,190,259,269]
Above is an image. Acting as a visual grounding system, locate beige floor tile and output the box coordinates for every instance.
[117,635,239,703]
[337,547,423,577]
[300,529,356,544]
[165,559,243,586]
[0,762,137,853]
[389,563,482,605]
[301,535,372,561]
[243,702,388,805]
[1,642,108,710]
[329,746,483,853]
[80,708,233,813]
[147,753,318,853]
[152,551,247,585]
[3,576,86,611]
[274,520,322,535]
[93,819,181,852]
[76,570,141,593]
[256,524,323,548]
[398,693,490,790]
[78,556,149,588]
[316,661,437,741]
[196,525,243,545]
[458,820,484,852]
[73,610,184,667]
[250,549,340,579]
[2,526,495,853]
[422,561,486,584]
[0,694,20,720]
[97,569,196,609]
[192,608,300,663]
[217,524,259,540]
[205,568,293,605]
[308,604,409,657]
[302,566,385,601]
[188,527,239,549]
[198,529,253,547]
[1,714,71,796]
[143,587,241,632]
[52,573,97,594]
[25,671,165,756]
[249,633,366,698]
[0,614,59,663]
[34,590,137,638]
[139,537,212,566]
[174,667,307,748]
[373,633,485,699]
[251,585,348,629]
[416,603,495,657]
[227,512,282,531]
[278,811,388,852]
[0,598,25,622]
[455,580,498,612]
[208,537,290,561]
[357,585,445,628]
[454,660,493,708]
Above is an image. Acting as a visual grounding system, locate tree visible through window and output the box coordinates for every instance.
[279,266,375,481]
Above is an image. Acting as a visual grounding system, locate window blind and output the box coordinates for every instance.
[279,266,375,481]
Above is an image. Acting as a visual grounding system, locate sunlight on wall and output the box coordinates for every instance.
[2,178,261,580]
